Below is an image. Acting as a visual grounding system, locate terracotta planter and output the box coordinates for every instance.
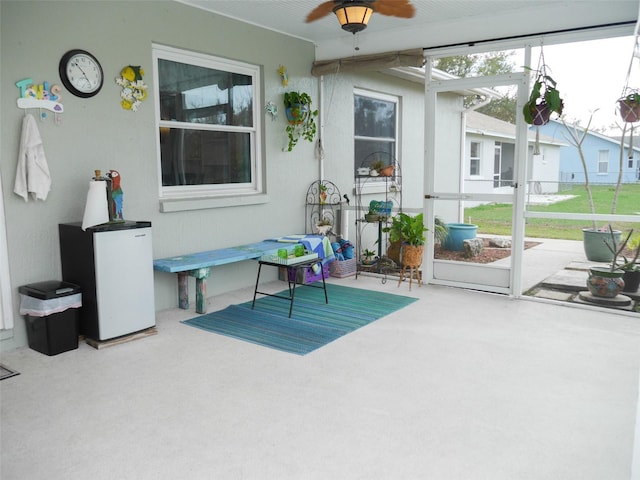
[617,98,640,123]
[378,165,395,177]
[401,244,424,268]
[586,267,625,298]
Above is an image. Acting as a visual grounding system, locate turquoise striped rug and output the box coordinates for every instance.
[182,283,418,355]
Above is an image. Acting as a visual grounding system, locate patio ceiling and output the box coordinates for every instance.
[177,0,638,60]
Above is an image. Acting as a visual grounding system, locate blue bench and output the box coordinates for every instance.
[153,241,291,314]
[154,236,335,314]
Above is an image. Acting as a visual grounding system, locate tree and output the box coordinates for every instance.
[561,116,597,229]
[435,52,517,123]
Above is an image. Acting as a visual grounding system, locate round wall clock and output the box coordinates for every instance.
[59,49,104,98]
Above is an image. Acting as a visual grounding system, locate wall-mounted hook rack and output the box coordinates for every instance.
[16,78,64,123]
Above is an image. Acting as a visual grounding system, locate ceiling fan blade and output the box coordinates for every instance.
[306,1,337,22]
[374,0,415,18]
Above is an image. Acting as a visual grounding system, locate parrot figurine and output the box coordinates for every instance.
[106,170,124,221]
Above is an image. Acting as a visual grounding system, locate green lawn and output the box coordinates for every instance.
[464,184,640,241]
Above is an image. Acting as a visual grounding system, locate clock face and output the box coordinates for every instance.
[59,49,104,98]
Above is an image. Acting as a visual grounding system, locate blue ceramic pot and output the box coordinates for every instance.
[444,223,478,252]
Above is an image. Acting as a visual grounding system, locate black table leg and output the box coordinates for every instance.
[288,276,296,318]
[251,262,263,310]
[319,260,328,304]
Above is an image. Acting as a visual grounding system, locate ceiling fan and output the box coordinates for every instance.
[306,0,415,34]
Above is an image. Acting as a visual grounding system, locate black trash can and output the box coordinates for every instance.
[18,281,82,356]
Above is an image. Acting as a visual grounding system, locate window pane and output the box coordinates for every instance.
[470,159,479,176]
[158,59,253,127]
[354,95,396,138]
[160,128,252,186]
[470,141,479,157]
[598,150,608,173]
[355,139,395,169]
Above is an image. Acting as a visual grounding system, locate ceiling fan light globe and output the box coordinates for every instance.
[333,3,373,34]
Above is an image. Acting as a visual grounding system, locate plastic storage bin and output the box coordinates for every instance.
[19,281,81,356]
[278,263,330,285]
[288,263,330,285]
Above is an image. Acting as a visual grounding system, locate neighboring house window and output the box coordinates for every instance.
[597,150,609,174]
[493,142,502,187]
[153,44,261,198]
[469,141,480,176]
[354,89,398,176]
[628,153,635,169]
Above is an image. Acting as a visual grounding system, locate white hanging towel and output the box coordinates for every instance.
[14,114,51,201]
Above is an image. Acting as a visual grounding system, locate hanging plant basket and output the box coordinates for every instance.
[522,49,564,126]
[283,91,318,151]
[285,104,309,125]
[530,103,551,126]
[617,94,640,123]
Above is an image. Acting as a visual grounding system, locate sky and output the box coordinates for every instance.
[526,35,639,135]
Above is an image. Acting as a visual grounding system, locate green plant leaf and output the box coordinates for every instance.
[544,88,563,114]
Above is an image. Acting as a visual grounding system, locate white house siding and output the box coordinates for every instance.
[432,94,467,224]
[464,137,562,196]
[0,1,320,351]
[320,71,465,253]
[463,111,563,209]
[529,146,562,194]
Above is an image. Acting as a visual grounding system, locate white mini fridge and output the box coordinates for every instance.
[59,221,155,341]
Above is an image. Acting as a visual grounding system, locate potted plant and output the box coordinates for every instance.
[318,183,328,204]
[361,248,377,265]
[378,165,395,177]
[284,91,318,152]
[617,90,640,123]
[364,200,391,223]
[433,216,450,246]
[365,208,382,223]
[369,159,385,176]
[383,213,428,268]
[522,66,564,126]
[383,215,447,266]
[561,114,623,261]
[612,231,640,293]
[587,226,639,298]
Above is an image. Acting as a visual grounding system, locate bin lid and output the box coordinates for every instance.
[18,281,81,299]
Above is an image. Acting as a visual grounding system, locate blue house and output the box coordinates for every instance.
[535,119,640,185]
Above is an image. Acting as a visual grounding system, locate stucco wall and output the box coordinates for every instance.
[0,0,320,350]
[317,71,429,254]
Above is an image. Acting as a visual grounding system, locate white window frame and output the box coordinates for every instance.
[353,88,399,192]
[597,149,609,175]
[152,44,262,205]
[469,141,481,176]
